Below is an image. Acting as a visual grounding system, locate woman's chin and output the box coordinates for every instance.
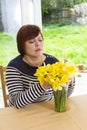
[35,51,43,56]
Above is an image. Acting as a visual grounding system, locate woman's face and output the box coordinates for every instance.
[24,33,44,57]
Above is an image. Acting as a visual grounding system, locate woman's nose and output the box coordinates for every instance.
[35,40,40,46]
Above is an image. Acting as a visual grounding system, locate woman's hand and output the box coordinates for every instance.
[42,82,52,90]
[68,77,75,86]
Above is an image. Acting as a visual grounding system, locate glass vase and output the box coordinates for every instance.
[53,87,67,112]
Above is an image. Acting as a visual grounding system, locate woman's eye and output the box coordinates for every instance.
[39,39,43,42]
[29,41,34,44]
[28,38,43,44]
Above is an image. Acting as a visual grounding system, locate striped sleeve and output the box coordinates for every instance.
[6,66,45,108]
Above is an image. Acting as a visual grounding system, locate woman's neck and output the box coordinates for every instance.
[23,54,46,67]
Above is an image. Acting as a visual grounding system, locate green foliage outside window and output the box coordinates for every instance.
[41,0,87,16]
[41,0,87,24]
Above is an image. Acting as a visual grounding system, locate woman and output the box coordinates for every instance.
[6,25,75,108]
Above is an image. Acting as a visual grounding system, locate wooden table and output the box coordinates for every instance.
[0,94,87,130]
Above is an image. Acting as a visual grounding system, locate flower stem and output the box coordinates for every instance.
[53,87,67,112]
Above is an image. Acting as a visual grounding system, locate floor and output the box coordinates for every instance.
[0,72,87,108]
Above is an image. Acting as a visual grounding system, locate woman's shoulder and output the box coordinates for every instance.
[7,55,22,66]
[6,55,36,76]
[44,53,59,64]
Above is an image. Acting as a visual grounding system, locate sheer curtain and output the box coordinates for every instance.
[0,0,21,34]
[0,0,42,34]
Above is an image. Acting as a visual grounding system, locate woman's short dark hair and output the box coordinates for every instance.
[17,24,43,56]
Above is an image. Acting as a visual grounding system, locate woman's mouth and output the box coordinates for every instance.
[35,48,42,52]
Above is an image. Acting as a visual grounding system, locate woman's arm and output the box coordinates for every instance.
[6,66,45,108]
[67,77,75,97]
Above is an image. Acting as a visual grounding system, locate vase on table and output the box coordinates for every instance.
[53,86,67,112]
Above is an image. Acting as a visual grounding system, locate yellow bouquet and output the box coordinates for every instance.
[34,61,77,112]
[34,61,76,91]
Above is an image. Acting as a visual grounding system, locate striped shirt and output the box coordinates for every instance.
[6,54,75,108]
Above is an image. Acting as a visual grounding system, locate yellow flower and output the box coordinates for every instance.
[34,61,77,91]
